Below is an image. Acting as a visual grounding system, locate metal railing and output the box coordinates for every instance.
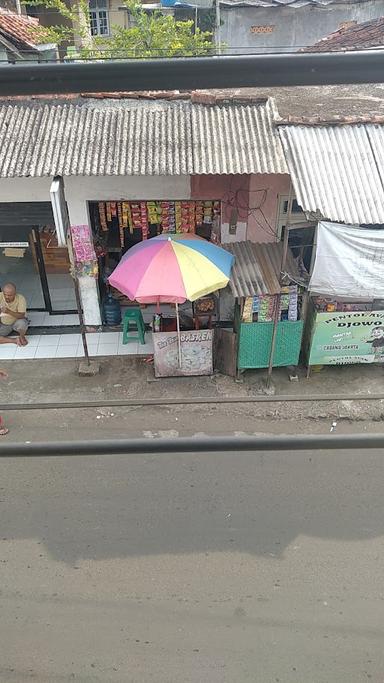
[1,51,384,96]
[0,433,383,457]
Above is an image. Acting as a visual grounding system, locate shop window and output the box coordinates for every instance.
[90,200,221,250]
[88,199,221,296]
[89,0,110,36]
[276,195,306,240]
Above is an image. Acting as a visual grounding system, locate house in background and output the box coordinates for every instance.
[0,8,57,62]
[25,0,128,55]
[301,14,384,51]
[216,0,384,54]
[24,0,215,58]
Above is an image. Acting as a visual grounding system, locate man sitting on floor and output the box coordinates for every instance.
[0,282,28,347]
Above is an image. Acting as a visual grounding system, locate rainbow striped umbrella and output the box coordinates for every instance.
[108,234,234,304]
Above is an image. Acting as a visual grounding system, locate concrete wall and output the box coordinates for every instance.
[219,0,384,53]
[247,173,290,243]
[191,173,289,243]
[109,0,127,29]
[191,174,250,243]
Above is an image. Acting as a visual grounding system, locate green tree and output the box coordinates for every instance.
[25,0,214,57]
[25,0,92,46]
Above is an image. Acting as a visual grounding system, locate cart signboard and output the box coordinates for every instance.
[153,329,213,377]
[309,310,384,365]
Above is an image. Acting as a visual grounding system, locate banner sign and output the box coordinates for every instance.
[0,242,29,247]
[153,329,213,377]
[309,222,384,298]
[309,310,384,365]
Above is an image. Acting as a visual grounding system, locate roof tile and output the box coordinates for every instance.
[0,9,40,51]
[302,16,384,52]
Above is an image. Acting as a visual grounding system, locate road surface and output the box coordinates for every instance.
[0,446,383,682]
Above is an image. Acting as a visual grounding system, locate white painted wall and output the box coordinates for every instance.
[0,175,192,326]
[0,177,51,202]
[0,175,191,206]
[221,222,247,244]
[65,175,191,203]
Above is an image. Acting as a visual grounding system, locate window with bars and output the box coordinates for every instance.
[89,0,110,36]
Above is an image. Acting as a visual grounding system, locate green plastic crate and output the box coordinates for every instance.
[238,321,304,369]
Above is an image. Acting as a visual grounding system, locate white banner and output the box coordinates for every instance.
[309,221,384,298]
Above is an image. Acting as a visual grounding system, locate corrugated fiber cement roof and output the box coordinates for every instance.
[0,97,287,178]
[279,123,384,224]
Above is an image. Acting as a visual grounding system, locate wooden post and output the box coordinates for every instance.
[176,301,182,369]
[266,293,281,384]
[67,231,91,366]
[266,182,294,385]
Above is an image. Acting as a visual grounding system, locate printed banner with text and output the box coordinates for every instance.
[309,310,384,365]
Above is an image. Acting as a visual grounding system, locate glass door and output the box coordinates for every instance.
[37,227,77,312]
[0,226,48,311]
[0,226,78,314]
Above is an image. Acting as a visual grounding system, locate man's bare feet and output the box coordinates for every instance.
[18,336,28,346]
[0,426,9,436]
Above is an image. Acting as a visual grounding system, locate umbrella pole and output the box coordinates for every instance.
[176,302,182,368]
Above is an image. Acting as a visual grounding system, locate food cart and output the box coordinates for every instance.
[221,241,306,375]
[152,293,218,377]
[153,327,214,377]
[108,233,233,378]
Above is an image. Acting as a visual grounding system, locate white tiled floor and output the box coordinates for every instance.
[0,331,154,360]
[28,303,193,329]
[28,312,80,327]
[29,305,194,328]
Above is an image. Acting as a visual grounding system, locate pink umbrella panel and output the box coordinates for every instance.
[108,234,234,304]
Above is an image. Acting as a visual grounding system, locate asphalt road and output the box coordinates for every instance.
[0,448,383,683]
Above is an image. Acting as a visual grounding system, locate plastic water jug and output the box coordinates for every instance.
[103,294,122,326]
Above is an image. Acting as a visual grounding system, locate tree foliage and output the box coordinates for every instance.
[24,0,92,45]
[25,0,213,57]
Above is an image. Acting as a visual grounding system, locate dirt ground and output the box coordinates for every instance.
[0,358,384,441]
[1,356,384,403]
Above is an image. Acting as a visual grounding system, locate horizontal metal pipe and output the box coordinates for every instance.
[0,434,384,457]
[0,393,383,411]
[1,51,384,96]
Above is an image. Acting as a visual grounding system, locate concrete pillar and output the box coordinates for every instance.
[66,198,102,327]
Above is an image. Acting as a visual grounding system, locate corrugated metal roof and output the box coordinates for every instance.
[0,97,286,178]
[278,124,384,224]
[221,0,334,7]
[224,240,300,297]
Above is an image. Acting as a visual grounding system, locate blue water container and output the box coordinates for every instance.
[103,294,122,326]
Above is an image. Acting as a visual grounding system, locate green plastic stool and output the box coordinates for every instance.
[122,308,146,345]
